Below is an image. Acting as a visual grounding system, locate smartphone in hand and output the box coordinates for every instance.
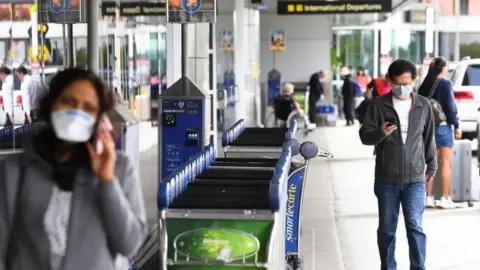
[386,117,396,127]
[95,114,114,154]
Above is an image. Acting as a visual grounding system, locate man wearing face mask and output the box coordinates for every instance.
[359,59,437,270]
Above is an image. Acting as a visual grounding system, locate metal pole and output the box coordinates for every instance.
[181,24,188,78]
[454,0,460,62]
[87,0,99,73]
[62,24,67,67]
[67,24,74,67]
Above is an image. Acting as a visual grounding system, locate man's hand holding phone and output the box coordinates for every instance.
[381,117,397,136]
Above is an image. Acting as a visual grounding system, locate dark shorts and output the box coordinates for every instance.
[435,125,454,148]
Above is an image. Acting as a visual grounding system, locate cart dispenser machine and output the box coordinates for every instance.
[159,76,210,179]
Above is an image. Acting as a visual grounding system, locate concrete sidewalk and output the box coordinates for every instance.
[302,121,480,269]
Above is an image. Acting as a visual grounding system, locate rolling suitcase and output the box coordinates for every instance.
[433,140,480,207]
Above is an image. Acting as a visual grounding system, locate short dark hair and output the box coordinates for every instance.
[16,66,28,75]
[387,59,417,80]
[0,66,11,75]
[38,67,114,124]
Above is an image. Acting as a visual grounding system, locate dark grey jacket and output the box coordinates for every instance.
[359,92,438,184]
[0,147,147,270]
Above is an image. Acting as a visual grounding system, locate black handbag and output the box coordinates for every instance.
[6,164,26,269]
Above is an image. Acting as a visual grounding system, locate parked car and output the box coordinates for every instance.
[450,58,480,139]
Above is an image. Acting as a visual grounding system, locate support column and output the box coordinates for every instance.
[453,0,460,62]
[233,0,246,121]
[67,24,74,67]
[373,15,379,78]
[166,24,182,87]
[87,0,99,73]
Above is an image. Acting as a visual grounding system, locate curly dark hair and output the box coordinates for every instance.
[38,67,114,123]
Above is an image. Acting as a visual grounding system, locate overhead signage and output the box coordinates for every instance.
[0,0,34,3]
[101,2,116,17]
[270,29,286,52]
[0,4,11,21]
[167,0,216,24]
[404,10,426,24]
[27,24,50,63]
[38,0,87,23]
[277,0,392,15]
[119,2,166,16]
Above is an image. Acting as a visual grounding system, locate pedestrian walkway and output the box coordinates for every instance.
[302,121,480,269]
[136,120,480,269]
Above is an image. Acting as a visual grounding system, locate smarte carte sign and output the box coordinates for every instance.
[277,0,392,15]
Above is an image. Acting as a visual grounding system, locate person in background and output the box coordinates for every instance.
[17,65,42,123]
[273,83,303,120]
[340,66,355,126]
[369,73,392,97]
[355,66,371,91]
[112,75,118,93]
[415,66,425,91]
[355,87,373,125]
[418,57,461,209]
[0,68,147,270]
[307,70,325,123]
[0,66,14,126]
[359,59,437,270]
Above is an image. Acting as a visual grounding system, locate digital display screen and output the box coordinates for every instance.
[162,113,177,126]
[185,129,200,146]
[187,102,199,109]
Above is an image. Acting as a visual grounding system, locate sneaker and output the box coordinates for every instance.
[438,197,456,209]
[306,123,317,130]
[425,196,435,208]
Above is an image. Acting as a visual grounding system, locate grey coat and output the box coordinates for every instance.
[0,146,148,270]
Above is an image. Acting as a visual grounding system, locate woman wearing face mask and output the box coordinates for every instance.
[355,66,371,91]
[418,57,460,209]
[0,68,147,270]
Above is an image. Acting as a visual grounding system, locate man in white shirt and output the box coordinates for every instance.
[0,66,14,125]
[17,66,42,123]
[359,59,437,270]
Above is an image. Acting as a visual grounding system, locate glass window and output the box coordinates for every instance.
[160,32,166,77]
[0,40,5,63]
[462,65,480,86]
[75,37,87,67]
[49,38,64,66]
[460,0,469,15]
[9,40,27,65]
[337,29,374,76]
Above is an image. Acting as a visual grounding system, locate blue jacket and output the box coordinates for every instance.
[429,79,459,128]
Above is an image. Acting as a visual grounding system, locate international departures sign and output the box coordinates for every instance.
[101,2,166,17]
[277,0,392,15]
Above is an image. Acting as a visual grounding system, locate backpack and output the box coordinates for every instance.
[428,79,447,125]
[352,79,362,97]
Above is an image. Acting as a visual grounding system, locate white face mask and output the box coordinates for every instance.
[392,84,413,99]
[51,109,96,142]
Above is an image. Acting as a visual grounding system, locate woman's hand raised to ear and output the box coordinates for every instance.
[86,127,117,183]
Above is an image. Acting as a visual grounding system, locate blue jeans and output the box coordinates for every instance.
[374,180,427,270]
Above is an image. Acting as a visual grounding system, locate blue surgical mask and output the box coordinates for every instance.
[51,109,96,142]
[392,84,413,99]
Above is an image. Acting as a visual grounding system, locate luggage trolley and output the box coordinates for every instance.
[155,145,292,270]
[0,123,43,150]
[211,139,334,270]
[148,140,333,270]
[222,119,298,159]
